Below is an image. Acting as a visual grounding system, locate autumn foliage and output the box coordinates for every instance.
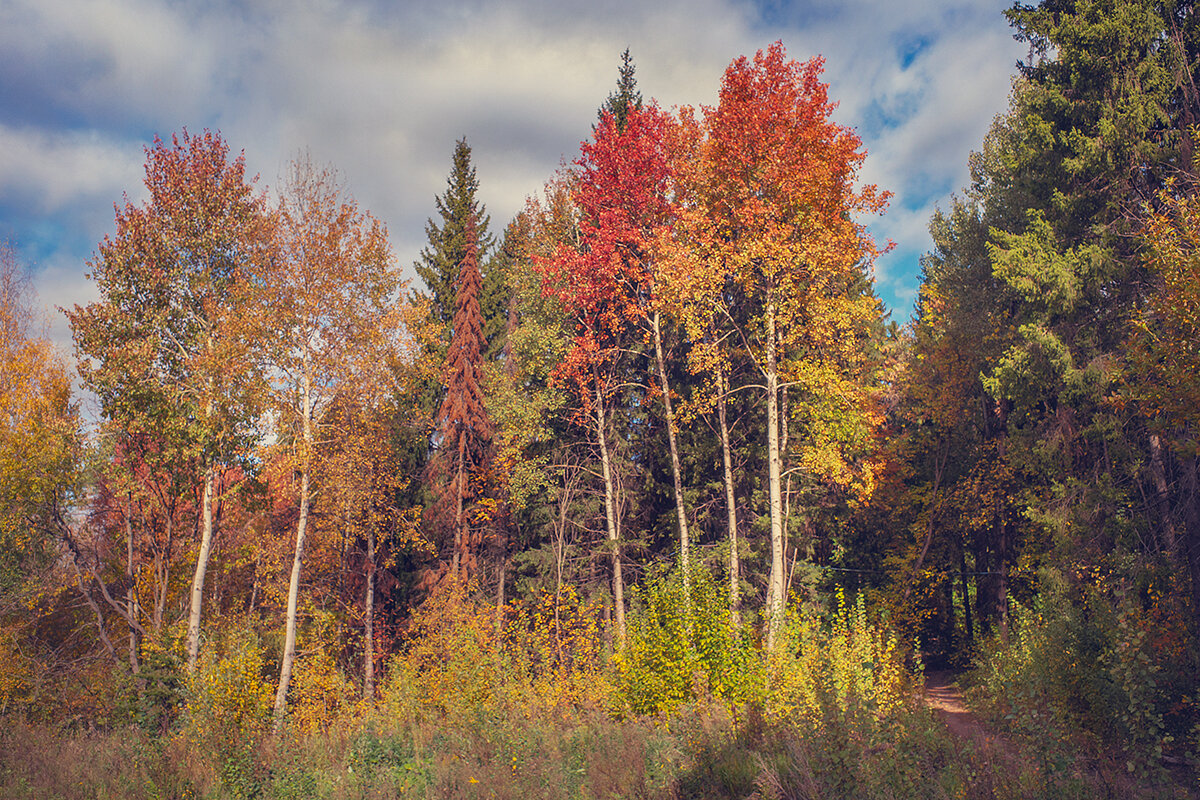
[5,18,1200,798]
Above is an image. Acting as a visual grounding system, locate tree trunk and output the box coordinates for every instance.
[594,377,625,650]
[153,509,172,635]
[495,554,507,633]
[364,525,375,699]
[717,371,739,623]
[186,465,216,672]
[1149,433,1179,556]
[995,436,1009,643]
[1180,457,1200,639]
[975,537,992,637]
[126,505,139,672]
[904,437,947,603]
[764,299,786,651]
[275,362,313,725]
[959,543,974,645]
[652,311,690,585]
[452,448,465,578]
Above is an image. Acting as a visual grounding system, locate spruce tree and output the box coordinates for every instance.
[415,137,510,359]
[415,138,494,327]
[433,211,492,577]
[599,48,642,131]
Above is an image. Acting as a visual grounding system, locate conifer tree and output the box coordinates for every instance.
[433,211,492,577]
[415,139,493,326]
[415,139,511,370]
[599,48,642,131]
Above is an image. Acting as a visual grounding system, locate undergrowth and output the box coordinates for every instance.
[2,568,1194,799]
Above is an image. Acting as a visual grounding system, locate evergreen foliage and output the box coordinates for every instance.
[415,138,494,327]
[599,48,643,131]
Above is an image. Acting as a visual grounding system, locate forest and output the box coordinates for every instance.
[2,2,1200,798]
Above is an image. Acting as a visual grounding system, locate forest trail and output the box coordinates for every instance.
[922,671,1009,754]
[921,672,1200,798]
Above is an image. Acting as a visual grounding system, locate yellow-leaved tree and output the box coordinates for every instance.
[658,43,890,649]
[0,242,82,709]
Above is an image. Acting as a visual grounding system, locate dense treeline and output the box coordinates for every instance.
[3,3,1200,797]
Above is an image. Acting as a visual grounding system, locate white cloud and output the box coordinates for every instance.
[30,250,100,361]
[0,126,143,215]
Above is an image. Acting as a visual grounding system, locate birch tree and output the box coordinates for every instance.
[68,130,272,672]
[660,44,889,649]
[265,156,398,724]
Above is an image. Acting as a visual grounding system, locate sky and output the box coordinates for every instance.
[1,0,1027,357]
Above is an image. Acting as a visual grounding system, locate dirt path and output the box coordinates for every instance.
[922,670,1008,753]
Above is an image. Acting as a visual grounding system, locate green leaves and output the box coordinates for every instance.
[988,210,1087,313]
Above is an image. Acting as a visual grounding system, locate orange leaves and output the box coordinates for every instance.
[1133,183,1200,435]
[0,243,79,581]
[706,44,888,284]
[661,43,890,502]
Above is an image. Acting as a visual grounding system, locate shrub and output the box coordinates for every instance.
[615,564,763,716]
[967,567,1200,783]
[185,628,273,798]
[382,579,504,724]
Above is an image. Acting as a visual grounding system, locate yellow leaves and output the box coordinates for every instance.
[383,582,613,725]
[289,647,357,736]
[187,629,272,742]
[505,586,610,715]
[0,244,79,582]
[0,624,33,714]
[767,590,911,727]
[1132,180,1200,432]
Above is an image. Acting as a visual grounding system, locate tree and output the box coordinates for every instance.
[68,130,273,671]
[566,102,695,584]
[414,138,509,356]
[661,43,889,648]
[0,241,80,607]
[539,181,633,646]
[1134,178,1200,630]
[432,210,493,578]
[900,0,1200,655]
[264,156,399,723]
[319,391,424,699]
[599,48,642,131]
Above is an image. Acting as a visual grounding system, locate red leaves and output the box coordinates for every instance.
[538,103,676,413]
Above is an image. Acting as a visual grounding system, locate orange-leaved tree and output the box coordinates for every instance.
[263,155,399,723]
[68,130,273,671]
[659,44,890,649]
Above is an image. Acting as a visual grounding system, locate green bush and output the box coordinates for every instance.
[968,569,1200,783]
[615,564,763,716]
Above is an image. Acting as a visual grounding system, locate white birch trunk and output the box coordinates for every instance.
[274,358,312,724]
[595,379,625,649]
[717,371,740,623]
[764,299,785,651]
[186,466,216,672]
[652,311,690,586]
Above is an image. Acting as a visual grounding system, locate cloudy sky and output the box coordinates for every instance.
[1,0,1026,354]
